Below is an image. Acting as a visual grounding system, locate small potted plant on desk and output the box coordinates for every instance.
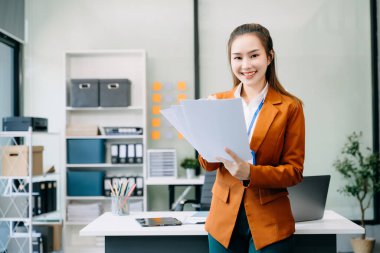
[333,132,380,253]
[180,157,200,179]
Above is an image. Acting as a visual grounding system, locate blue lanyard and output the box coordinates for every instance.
[247,98,265,136]
[247,98,265,165]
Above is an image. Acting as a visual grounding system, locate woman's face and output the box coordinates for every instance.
[230,33,270,88]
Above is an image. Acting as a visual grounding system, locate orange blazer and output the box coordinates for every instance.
[199,86,305,250]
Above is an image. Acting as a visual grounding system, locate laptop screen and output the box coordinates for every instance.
[288,175,330,222]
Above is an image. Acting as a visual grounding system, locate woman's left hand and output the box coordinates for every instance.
[216,147,251,180]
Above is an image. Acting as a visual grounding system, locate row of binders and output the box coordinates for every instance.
[104,176,143,197]
[29,181,57,216]
[111,143,143,164]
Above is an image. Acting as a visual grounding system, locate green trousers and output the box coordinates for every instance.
[208,202,294,253]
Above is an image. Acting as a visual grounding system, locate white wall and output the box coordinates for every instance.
[199,0,373,220]
[24,0,195,211]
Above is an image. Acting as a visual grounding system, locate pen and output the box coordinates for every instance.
[109,181,116,196]
[120,183,136,209]
[114,183,120,196]
[120,180,128,196]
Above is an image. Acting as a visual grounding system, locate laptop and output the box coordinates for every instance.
[288,175,330,222]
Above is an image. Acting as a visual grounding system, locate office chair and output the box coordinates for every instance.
[174,170,217,211]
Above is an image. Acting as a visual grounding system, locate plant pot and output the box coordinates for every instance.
[185,168,196,179]
[351,237,375,253]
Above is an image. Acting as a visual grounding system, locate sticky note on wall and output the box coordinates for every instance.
[153,82,162,91]
[177,81,186,90]
[152,94,162,103]
[152,118,160,128]
[152,131,160,140]
[178,94,187,102]
[152,106,161,115]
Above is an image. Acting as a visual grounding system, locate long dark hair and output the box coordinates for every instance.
[228,23,301,103]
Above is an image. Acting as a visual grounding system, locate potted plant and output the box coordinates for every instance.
[333,132,380,253]
[180,157,200,179]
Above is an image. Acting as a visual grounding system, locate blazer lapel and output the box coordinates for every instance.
[250,88,281,152]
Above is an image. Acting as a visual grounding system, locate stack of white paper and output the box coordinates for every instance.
[67,202,102,222]
[161,98,251,162]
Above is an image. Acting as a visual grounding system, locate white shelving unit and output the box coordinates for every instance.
[0,129,62,253]
[63,50,147,252]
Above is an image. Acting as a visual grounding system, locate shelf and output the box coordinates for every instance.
[0,174,59,181]
[66,196,143,200]
[0,131,31,137]
[5,192,32,197]
[65,221,92,226]
[66,163,143,168]
[66,135,143,139]
[32,173,60,182]
[32,220,63,226]
[0,176,29,180]
[0,131,60,137]
[64,50,147,251]
[0,218,29,222]
[66,106,143,111]
[66,49,145,56]
[11,232,41,238]
[145,176,205,185]
[30,132,61,136]
[31,211,63,225]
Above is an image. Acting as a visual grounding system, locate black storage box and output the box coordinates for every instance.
[70,79,99,107]
[99,79,131,107]
[2,117,48,132]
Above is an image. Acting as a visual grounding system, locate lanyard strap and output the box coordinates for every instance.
[247,98,264,166]
[247,98,265,136]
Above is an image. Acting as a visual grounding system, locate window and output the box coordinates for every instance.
[0,33,20,121]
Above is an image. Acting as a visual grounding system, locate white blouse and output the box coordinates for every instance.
[234,83,269,142]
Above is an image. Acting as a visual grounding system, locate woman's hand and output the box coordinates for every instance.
[216,147,251,180]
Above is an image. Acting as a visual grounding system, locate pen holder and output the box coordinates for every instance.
[111,196,130,215]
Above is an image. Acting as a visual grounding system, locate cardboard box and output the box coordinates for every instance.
[66,125,99,136]
[2,145,44,176]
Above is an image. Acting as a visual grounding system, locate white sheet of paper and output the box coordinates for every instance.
[160,106,198,149]
[181,98,251,162]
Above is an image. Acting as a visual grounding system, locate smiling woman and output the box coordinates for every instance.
[199,23,305,253]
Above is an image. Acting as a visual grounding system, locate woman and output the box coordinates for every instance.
[199,23,305,253]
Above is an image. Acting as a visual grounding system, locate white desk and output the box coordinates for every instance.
[80,210,364,253]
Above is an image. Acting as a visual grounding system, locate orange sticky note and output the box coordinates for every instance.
[177,81,186,90]
[152,118,160,127]
[178,94,187,102]
[152,94,162,103]
[153,82,162,91]
[152,131,160,140]
[152,106,161,115]
[178,132,184,139]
